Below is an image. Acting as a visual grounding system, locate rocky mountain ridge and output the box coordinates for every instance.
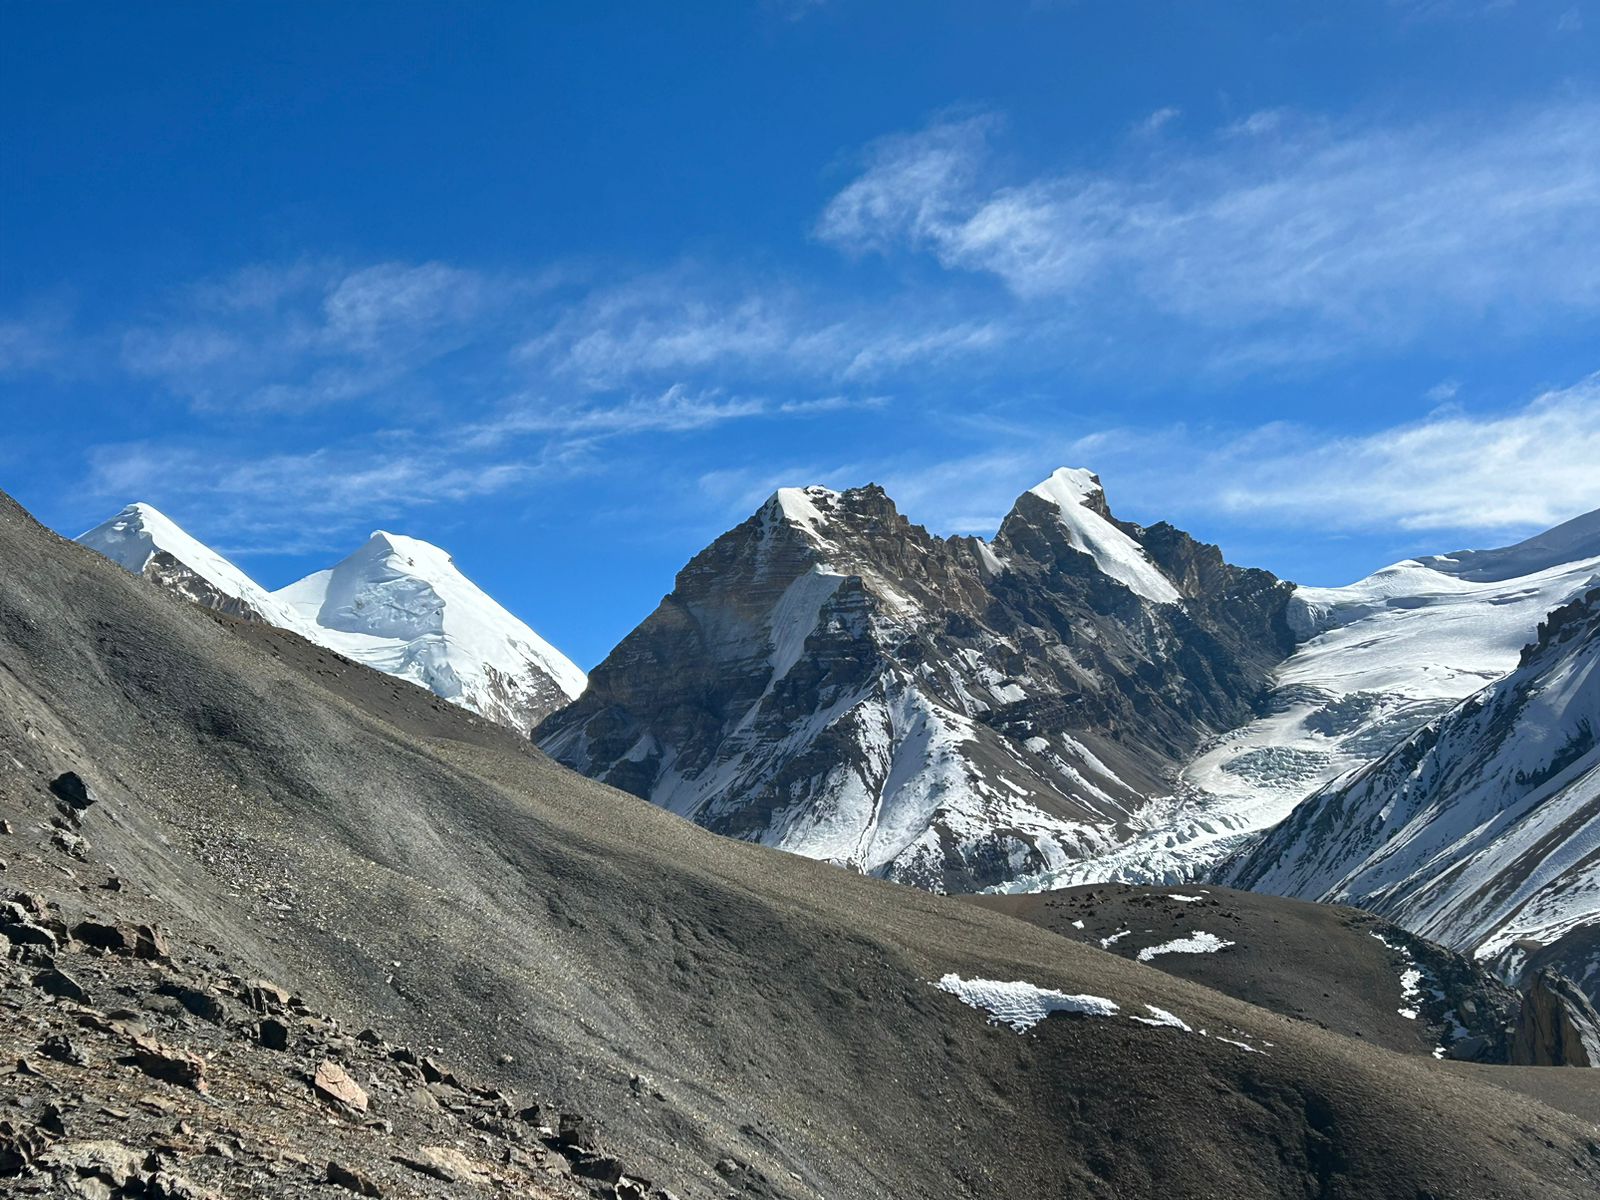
[8,483,1600,1198]
[538,471,1296,892]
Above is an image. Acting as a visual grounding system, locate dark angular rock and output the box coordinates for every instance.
[0,1120,52,1175]
[48,772,98,812]
[71,920,136,953]
[39,1033,87,1066]
[311,1060,368,1112]
[1511,969,1600,1066]
[126,1036,207,1092]
[327,1160,383,1196]
[571,1153,627,1183]
[557,1111,597,1150]
[155,982,227,1024]
[257,1018,289,1050]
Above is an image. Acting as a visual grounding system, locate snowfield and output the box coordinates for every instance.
[1136,932,1236,962]
[935,973,1119,1031]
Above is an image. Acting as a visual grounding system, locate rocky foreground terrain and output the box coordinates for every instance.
[5,487,1600,1199]
[0,820,664,1199]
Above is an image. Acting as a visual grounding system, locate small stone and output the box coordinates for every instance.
[39,1034,87,1066]
[34,967,89,1003]
[0,1126,51,1177]
[37,1139,145,1195]
[134,924,169,960]
[50,830,88,861]
[147,1169,222,1200]
[571,1153,626,1183]
[243,978,289,1012]
[155,983,226,1024]
[127,1036,207,1093]
[393,1146,487,1185]
[71,920,136,954]
[558,1111,597,1151]
[312,1060,368,1113]
[0,818,14,834]
[2,921,58,949]
[327,1161,383,1196]
[418,1055,462,1087]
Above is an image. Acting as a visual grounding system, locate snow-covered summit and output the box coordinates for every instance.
[274,529,586,731]
[76,503,305,629]
[770,485,841,535]
[1024,468,1182,604]
[77,505,584,735]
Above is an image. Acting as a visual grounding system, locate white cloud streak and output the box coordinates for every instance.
[817,103,1600,357]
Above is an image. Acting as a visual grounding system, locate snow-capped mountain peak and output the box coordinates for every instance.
[274,530,586,730]
[77,506,584,735]
[1022,468,1182,604]
[76,502,305,629]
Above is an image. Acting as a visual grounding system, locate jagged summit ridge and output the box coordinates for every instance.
[76,504,584,733]
[539,468,1294,892]
[1024,468,1182,603]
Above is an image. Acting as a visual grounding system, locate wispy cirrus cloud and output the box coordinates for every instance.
[817,101,1600,363]
[118,259,510,412]
[518,271,1011,390]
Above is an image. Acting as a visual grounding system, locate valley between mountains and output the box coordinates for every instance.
[8,464,1597,1198]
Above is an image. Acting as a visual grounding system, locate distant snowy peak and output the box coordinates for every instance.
[76,503,304,629]
[1006,468,1182,604]
[1419,506,1600,584]
[77,505,584,735]
[274,530,586,732]
[1139,506,1600,890]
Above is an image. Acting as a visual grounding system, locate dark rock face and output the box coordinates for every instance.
[539,472,1295,892]
[1510,969,1600,1066]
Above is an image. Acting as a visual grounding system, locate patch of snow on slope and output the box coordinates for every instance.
[1028,468,1181,605]
[935,973,1119,1031]
[1136,932,1235,961]
[773,486,839,543]
[1131,1005,1192,1030]
[1370,933,1427,1021]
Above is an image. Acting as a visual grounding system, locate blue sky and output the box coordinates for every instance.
[3,1,1598,668]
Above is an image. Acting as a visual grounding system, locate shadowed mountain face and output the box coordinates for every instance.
[538,474,1296,893]
[4,487,1598,1198]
